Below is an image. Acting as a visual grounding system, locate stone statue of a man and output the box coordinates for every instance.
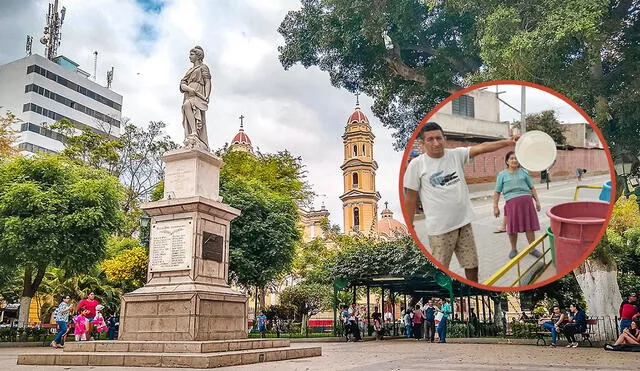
[180,46,211,149]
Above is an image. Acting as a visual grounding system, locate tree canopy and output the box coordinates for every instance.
[220,150,311,289]
[0,155,123,325]
[515,110,567,145]
[278,0,639,154]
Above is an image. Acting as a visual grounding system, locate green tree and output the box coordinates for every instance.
[514,110,567,145]
[53,119,178,236]
[0,155,123,326]
[520,273,585,311]
[326,235,438,283]
[279,283,331,330]
[220,150,311,290]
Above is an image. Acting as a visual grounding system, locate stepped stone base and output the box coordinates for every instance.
[119,290,247,341]
[17,339,322,368]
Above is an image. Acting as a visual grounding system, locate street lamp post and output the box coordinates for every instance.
[613,151,640,208]
[140,213,151,247]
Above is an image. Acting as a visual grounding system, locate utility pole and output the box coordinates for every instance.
[520,85,526,133]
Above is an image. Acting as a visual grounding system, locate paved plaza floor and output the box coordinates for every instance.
[4,339,636,371]
[413,174,610,286]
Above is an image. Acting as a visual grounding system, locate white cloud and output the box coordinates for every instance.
[0,0,405,230]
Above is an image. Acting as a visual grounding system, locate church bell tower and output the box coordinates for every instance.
[339,96,381,235]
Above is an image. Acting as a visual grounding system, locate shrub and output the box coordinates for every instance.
[511,322,538,338]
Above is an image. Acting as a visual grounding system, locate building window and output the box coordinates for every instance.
[17,142,55,154]
[353,144,358,157]
[452,94,474,118]
[353,207,360,231]
[24,83,120,127]
[352,172,359,188]
[362,144,366,156]
[26,64,122,111]
[20,122,67,143]
[22,102,114,138]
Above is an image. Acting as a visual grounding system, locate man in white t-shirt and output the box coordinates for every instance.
[403,122,519,282]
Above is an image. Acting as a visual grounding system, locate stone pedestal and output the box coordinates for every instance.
[119,147,247,341]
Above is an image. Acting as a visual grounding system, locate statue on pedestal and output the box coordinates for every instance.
[180,46,211,149]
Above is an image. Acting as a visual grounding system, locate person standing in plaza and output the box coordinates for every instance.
[348,303,362,341]
[403,308,413,338]
[77,292,100,340]
[412,305,425,340]
[423,299,437,342]
[404,122,519,282]
[437,297,452,343]
[50,295,73,348]
[107,312,118,341]
[493,151,542,259]
[619,293,640,332]
[257,310,267,338]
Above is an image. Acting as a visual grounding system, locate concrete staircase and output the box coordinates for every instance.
[18,339,321,368]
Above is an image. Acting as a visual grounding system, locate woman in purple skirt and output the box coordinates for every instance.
[493,151,542,259]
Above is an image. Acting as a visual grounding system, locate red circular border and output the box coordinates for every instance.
[398,79,617,292]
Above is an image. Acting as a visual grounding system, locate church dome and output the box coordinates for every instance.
[376,202,408,240]
[232,127,251,145]
[229,115,254,154]
[347,106,369,125]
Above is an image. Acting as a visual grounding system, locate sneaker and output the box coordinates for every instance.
[565,343,573,348]
[571,342,579,348]
[549,343,556,347]
[529,249,542,258]
[509,250,518,259]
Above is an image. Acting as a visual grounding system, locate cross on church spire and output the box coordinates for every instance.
[239,114,245,129]
[355,92,360,107]
[384,201,388,209]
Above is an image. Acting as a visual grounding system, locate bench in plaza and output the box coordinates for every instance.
[535,319,597,347]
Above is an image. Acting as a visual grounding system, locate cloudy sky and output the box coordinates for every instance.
[0,0,593,231]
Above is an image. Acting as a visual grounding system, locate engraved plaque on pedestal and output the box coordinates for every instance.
[149,219,193,272]
[202,232,224,262]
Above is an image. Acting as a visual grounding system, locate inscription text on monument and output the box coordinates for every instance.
[149,219,193,272]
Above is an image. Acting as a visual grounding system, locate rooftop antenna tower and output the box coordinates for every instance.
[40,0,66,61]
[93,51,98,81]
[25,35,33,56]
[106,67,114,89]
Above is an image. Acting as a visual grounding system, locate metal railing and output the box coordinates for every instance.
[484,184,606,287]
[483,233,553,287]
[574,185,603,201]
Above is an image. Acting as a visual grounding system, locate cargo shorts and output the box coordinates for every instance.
[427,223,478,269]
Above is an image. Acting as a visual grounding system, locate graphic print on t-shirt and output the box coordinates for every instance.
[429,170,460,187]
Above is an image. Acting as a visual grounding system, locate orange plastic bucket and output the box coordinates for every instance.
[546,201,608,273]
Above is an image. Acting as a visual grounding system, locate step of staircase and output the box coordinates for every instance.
[63,338,290,353]
[18,346,322,368]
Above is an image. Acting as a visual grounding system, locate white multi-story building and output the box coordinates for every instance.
[0,53,122,154]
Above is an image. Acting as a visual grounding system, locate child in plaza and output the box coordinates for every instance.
[73,308,90,342]
[404,122,519,282]
[92,305,108,338]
